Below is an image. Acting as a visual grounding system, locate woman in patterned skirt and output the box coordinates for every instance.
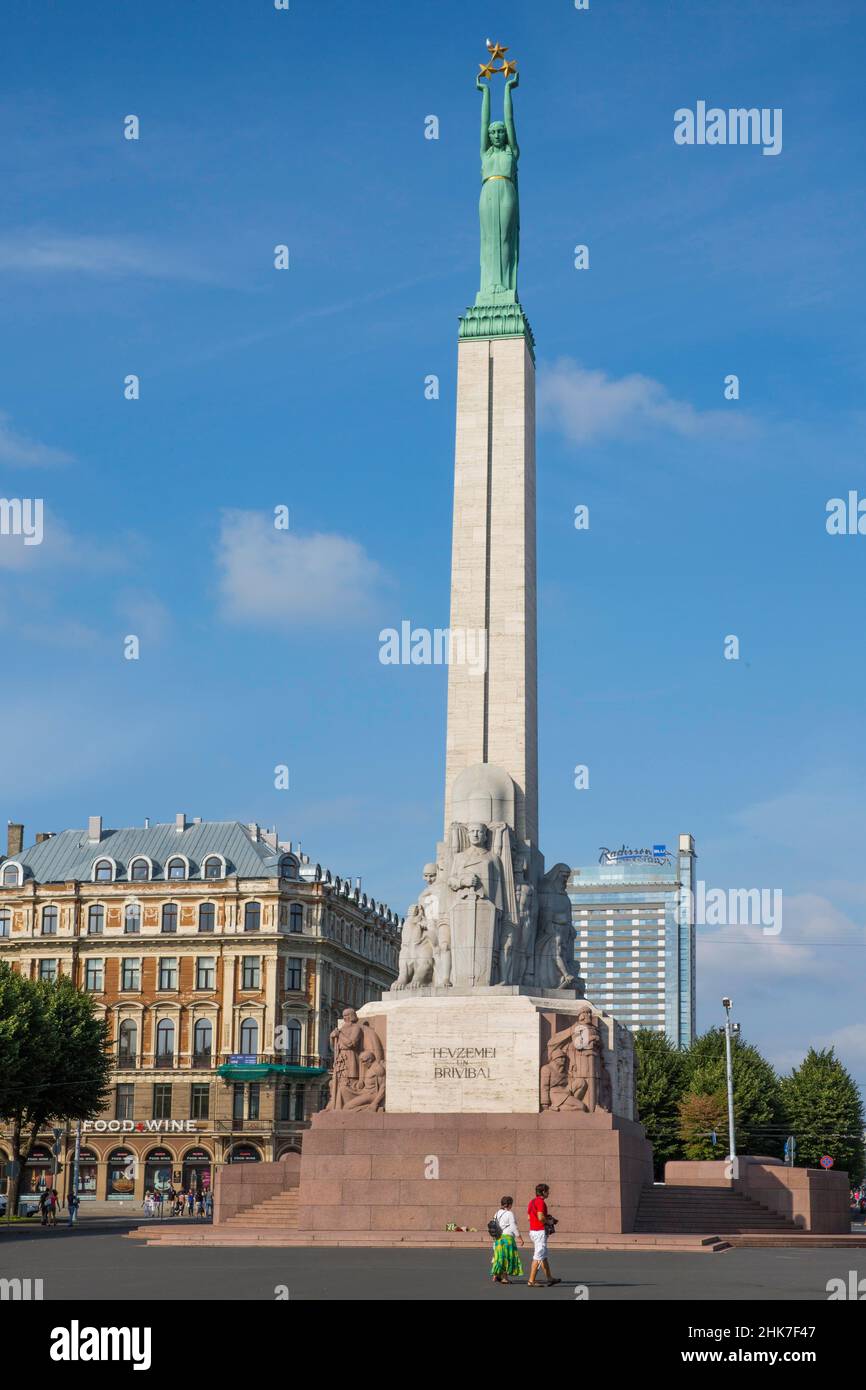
[491,1196,525,1284]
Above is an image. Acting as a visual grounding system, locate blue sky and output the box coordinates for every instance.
[2,0,865,1100]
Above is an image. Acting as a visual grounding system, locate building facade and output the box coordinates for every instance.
[568,834,696,1046]
[0,815,400,1202]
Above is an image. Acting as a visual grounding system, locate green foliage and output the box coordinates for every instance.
[677,1090,727,1160]
[0,963,112,1213]
[681,1028,786,1159]
[633,1030,687,1175]
[779,1048,865,1180]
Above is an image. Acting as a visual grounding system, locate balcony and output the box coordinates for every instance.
[117,1053,138,1070]
[154,1053,174,1069]
[192,1051,213,1070]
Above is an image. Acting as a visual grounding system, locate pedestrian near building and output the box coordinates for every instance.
[489,1196,524,1284]
[526,1183,561,1288]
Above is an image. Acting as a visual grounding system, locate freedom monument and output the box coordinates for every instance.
[297,46,653,1238]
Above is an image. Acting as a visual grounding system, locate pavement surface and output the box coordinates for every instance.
[0,1222,862,1300]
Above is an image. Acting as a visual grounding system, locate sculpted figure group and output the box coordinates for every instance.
[327,1008,386,1112]
[539,1008,612,1115]
[394,818,581,994]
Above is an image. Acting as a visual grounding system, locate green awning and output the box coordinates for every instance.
[217,1063,327,1082]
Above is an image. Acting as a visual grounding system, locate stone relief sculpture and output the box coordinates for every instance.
[540,1046,587,1112]
[394,905,435,990]
[390,766,589,995]
[536,864,578,989]
[418,861,452,987]
[542,1009,611,1115]
[327,1008,385,1110]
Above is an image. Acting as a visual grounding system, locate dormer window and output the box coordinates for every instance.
[279,855,299,880]
[129,858,151,882]
[1,862,22,888]
[166,857,188,881]
[203,856,225,880]
[93,859,115,883]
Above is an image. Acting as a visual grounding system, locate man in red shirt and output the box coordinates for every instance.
[526,1182,561,1287]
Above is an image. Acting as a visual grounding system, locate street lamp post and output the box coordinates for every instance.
[721,997,740,1166]
[70,1119,82,1226]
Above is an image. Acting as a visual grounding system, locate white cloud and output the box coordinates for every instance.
[0,412,73,467]
[216,509,387,629]
[0,233,207,281]
[0,508,130,573]
[817,1022,866,1069]
[538,358,752,445]
[115,591,172,645]
[698,893,866,990]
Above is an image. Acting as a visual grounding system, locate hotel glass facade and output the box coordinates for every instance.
[568,834,696,1046]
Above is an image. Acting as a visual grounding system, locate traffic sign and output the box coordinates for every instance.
[820,1155,834,1169]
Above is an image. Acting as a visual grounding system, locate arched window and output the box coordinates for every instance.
[244,902,261,933]
[2,863,21,887]
[124,903,141,934]
[203,856,224,880]
[118,1019,137,1064]
[88,904,104,935]
[161,903,178,934]
[289,903,303,933]
[198,902,215,933]
[283,1018,302,1064]
[279,855,298,880]
[156,1019,174,1064]
[193,1019,212,1062]
[239,1018,258,1056]
[41,905,58,936]
[129,858,150,882]
[166,857,187,881]
[93,859,114,882]
[0,909,9,937]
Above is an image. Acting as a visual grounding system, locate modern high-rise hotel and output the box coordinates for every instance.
[568,835,697,1046]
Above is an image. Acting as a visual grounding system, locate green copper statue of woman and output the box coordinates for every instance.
[476,70,520,296]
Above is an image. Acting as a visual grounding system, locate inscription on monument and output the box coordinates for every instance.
[431,1045,496,1080]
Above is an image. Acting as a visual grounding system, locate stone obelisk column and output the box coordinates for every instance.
[443,64,538,847]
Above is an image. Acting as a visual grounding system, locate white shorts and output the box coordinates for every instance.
[530,1228,548,1261]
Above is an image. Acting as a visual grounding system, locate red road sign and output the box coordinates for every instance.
[820,1155,834,1169]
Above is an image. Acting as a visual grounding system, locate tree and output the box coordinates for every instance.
[0,965,112,1217]
[678,1090,727,1159]
[633,1030,687,1176]
[779,1047,864,1180]
[680,1028,787,1159]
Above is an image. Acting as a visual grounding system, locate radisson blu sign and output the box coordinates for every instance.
[598,844,674,866]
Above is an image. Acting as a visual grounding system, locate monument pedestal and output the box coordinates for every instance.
[297,1109,652,1236]
[300,993,651,1238]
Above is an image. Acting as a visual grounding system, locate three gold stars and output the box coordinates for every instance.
[478,39,518,80]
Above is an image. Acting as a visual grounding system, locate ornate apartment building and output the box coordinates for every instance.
[0,815,400,1203]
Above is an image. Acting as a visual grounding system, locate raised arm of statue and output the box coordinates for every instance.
[478,78,491,153]
[504,74,519,161]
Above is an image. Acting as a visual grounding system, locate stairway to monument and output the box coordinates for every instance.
[221,1189,300,1229]
[633,1184,802,1235]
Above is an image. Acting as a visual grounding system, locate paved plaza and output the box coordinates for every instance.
[1,1222,861,1301]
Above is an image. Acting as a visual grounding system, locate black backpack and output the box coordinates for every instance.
[487,1214,502,1239]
